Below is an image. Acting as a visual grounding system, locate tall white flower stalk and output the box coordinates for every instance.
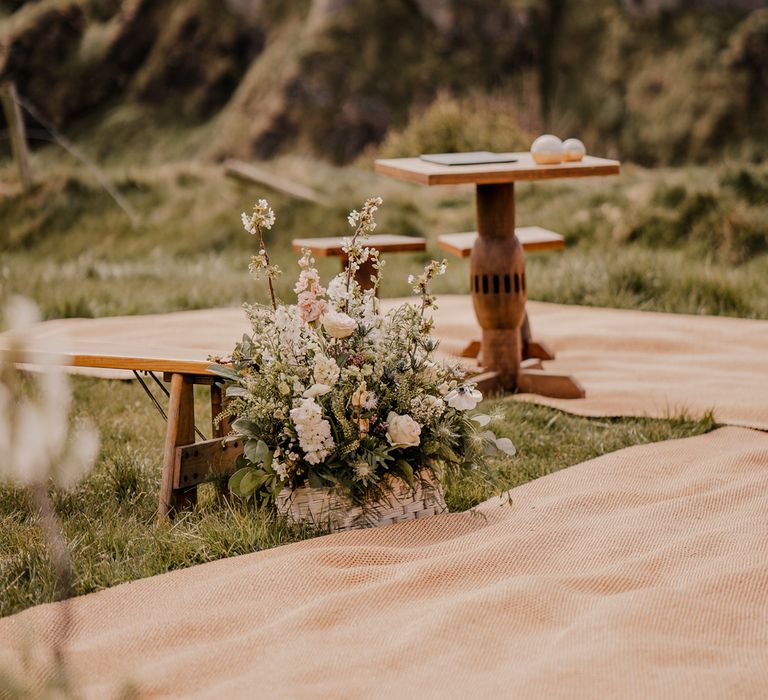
[343,196,383,312]
[407,258,447,357]
[0,297,99,679]
[243,199,280,310]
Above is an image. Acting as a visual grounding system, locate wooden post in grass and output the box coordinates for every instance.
[0,82,32,192]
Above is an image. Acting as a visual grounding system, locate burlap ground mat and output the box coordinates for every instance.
[2,426,766,698]
[421,296,768,430]
[7,296,768,429]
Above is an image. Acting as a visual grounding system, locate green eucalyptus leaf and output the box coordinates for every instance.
[225,386,249,398]
[494,437,516,456]
[308,471,325,489]
[482,441,501,457]
[228,467,256,497]
[239,469,267,496]
[240,334,254,355]
[438,444,461,462]
[244,439,270,465]
[231,418,260,438]
[207,364,241,382]
[397,460,414,487]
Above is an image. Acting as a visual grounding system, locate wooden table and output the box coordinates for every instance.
[375,152,620,397]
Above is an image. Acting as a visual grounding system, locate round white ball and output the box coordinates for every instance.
[562,138,586,162]
[530,134,564,164]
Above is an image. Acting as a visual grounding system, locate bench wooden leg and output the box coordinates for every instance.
[158,373,196,519]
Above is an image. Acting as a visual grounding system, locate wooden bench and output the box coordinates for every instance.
[437,227,565,257]
[292,234,426,290]
[0,312,250,520]
[438,227,565,362]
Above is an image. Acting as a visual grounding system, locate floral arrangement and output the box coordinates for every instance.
[210,196,514,512]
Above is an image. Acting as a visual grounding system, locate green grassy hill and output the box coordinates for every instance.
[1,0,767,165]
[2,117,767,321]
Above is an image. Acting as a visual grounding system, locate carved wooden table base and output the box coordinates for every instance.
[466,183,584,399]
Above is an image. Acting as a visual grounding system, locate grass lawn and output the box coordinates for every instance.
[2,106,767,320]
[0,110,759,618]
[0,374,716,619]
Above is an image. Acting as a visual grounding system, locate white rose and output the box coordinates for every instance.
[445,386,483,411]
[386,411,421,447]
[321,309,357,338]
[303,383,332,398]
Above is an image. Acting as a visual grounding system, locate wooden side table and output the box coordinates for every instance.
[374,152,621,398]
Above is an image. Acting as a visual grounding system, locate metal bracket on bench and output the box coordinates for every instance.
[174,437,245,489]
[132,370,207,442]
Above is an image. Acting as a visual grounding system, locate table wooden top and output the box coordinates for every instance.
[375,153,620,186]
[292,234,426,257]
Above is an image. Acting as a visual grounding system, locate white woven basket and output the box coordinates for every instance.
[276,471,447,532]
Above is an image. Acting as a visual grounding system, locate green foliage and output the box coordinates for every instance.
[607,169,768,264]
[227,439,284,507]
[375,92,532,159]
[546,3,768,165]
[2,0,768,163]
[524,249,768,319]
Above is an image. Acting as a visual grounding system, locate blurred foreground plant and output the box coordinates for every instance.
[0,297,99,698]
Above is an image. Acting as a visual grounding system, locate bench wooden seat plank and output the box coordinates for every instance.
[0,311,247,376]
[15,348,214,376]
[438,227,565,258]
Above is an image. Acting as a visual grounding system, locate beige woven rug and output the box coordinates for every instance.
[6,296,768,429]
[423,296,768,430]
[2,426,766,698]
